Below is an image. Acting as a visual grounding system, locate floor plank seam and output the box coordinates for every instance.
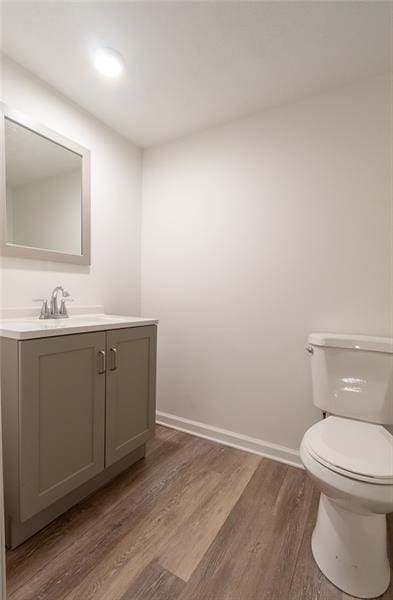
[286,508,315,596]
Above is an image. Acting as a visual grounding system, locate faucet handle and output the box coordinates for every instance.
[33,298,50,320]
[59,297,74,317]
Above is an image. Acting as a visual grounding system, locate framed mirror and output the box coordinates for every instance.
[0,103,90,265]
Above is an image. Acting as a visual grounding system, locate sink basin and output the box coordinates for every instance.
[0,312,158,340]
[69,314,133,323]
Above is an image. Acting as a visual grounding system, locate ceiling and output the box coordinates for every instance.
[1,1,392,148]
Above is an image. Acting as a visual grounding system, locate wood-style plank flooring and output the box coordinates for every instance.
[6,426,393,599]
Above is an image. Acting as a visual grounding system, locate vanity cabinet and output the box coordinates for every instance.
[105,327,156,466]
[19,332,106,521]
[1,324,157,548]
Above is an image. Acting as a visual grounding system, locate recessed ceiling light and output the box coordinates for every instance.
[93,47,124,78]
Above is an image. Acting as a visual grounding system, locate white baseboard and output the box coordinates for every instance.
[156,410,303,470]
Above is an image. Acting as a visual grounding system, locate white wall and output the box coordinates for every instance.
[0,56,142,315]
[141,74,392,453]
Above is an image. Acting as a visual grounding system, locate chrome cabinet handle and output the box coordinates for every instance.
[98,350,106,374]
[109,347,117,371]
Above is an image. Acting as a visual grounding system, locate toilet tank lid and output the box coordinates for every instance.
[308,333,393,353]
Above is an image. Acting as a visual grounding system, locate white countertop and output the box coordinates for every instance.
[0,311,158,340]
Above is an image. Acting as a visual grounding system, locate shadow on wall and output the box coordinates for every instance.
[0,256,90,275]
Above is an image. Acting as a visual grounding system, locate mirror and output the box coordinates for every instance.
[5,119,82,255]
[1,104,90,265]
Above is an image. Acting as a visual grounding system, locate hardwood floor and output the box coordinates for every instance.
[6,426,393,600]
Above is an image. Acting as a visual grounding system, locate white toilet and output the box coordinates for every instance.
[301,333,393,599]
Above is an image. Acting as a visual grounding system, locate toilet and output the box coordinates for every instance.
[301,333,393,599]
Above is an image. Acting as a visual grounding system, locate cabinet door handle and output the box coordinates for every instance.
[98,350,106,374]
[109,347,117,371]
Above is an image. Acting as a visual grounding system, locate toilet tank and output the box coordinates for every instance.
[308,333,393,425]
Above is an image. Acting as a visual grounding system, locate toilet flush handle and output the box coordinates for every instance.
[305,346,314,355]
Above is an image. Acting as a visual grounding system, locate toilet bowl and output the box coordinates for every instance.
[302,333,393,599]
[301,416,393,598]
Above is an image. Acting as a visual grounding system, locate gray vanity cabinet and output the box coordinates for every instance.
[105,326,157,466]
[1,324,157,548]
[19,332,106,521]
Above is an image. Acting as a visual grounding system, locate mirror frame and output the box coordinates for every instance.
[0,102,91,265]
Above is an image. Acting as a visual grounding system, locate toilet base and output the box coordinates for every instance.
[311,494,390,599]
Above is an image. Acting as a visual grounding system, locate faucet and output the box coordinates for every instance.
[34,286,72,319]
[50,286,70,318]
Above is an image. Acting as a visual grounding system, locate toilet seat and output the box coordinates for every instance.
[304,416,393,485]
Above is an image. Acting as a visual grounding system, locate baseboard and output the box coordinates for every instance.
[156,411,303,469]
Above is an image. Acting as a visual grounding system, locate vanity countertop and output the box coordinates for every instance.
[0,312,158,340]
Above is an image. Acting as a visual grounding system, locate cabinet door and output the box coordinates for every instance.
[105,326,157,467]
[19,332,106,521]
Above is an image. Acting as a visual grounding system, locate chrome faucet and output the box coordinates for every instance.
[34,286,73,319]
[50,286,70,318]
